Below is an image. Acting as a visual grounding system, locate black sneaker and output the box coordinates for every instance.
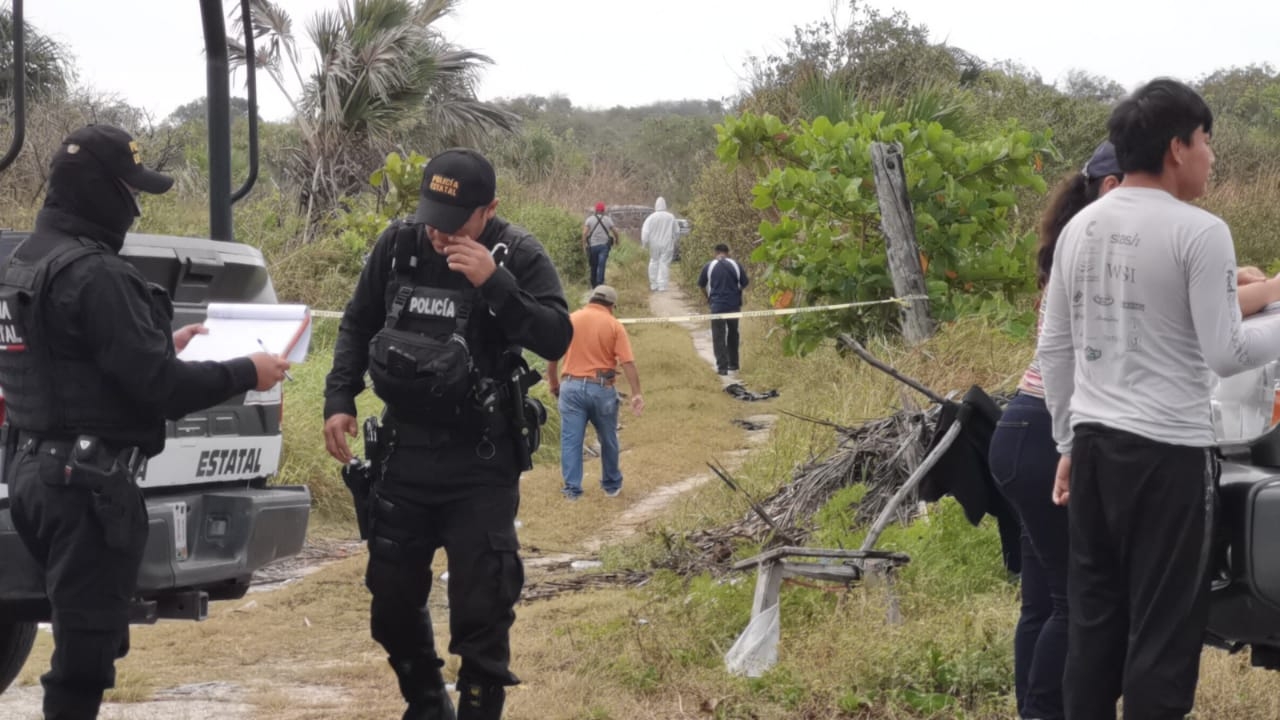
[717,369,728,376]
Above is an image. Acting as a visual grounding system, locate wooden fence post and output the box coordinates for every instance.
[870,142,934,344]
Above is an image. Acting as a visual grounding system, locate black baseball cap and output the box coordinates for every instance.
[51,124,174,194]
[412,148,496,233]
[1082,140,1121,181]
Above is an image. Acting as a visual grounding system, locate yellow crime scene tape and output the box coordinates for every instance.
[309,295,928,325]
[616,294,928,325]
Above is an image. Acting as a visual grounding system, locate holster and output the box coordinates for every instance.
[506,355,545,472]
[341,416,383,540]
[342,461,373,540]
[59,435,145,551]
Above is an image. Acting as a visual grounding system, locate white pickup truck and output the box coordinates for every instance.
[0,232,312,693]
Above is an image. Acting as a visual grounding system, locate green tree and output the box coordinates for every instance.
[965,65,1112,173]
[624,115,717,207]
[741,1,975,122]
[483,95,724,205]
[1061,69,1125,104]
[230,0,518,233]
[718,110,1053,352]
[166,96,252,126]
[0,5,73,101]
[1198,64,1280,132]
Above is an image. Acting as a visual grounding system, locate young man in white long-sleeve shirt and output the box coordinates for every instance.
[1038,78,1280,719]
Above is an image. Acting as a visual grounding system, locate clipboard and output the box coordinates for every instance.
[177,303,312,363]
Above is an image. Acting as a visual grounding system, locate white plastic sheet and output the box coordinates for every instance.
[724,603,780,677]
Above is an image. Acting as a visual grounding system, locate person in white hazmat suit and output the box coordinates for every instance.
[640,197,678,291]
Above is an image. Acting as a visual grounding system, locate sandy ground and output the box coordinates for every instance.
[0,285,775,720]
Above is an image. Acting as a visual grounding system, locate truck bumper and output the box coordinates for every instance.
[0,484,311,616]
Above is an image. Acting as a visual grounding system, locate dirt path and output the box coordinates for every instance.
[526,285,773,570]
[0,286,775,720]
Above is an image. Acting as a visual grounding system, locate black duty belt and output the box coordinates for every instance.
[382,418,482,449]
[15,431,146,481]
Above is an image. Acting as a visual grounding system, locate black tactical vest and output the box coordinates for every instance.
[0,236,104,432]
[367,223,512,427]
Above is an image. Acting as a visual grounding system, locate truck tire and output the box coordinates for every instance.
[0,621,36,694]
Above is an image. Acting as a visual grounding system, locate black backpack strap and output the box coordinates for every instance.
[454,295,472,340]
[48,240,104,282]
[385,223,423,329]
[385,285,412,329]
[589,214,614,244]
[1,236,100,292]
[390,222,422,284]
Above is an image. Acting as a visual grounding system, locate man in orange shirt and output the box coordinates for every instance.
[547,285,644,500]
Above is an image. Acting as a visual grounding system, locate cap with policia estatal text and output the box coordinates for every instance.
[413,148,497,234]
[51,124,174,194]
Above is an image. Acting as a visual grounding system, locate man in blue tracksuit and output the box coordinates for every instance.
[696,243,749,375]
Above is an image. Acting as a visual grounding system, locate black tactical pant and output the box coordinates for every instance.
[366,440,524,697]
[711,317,740,373]
[1063,424,1216,720]
[7,439,148,720]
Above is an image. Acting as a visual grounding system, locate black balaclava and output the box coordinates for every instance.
[42,125,174,253]
[43,154,139,252]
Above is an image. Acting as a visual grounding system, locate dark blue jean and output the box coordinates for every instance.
[588,244,610,287]
[989,392,1068,720]
[558,379,622,498]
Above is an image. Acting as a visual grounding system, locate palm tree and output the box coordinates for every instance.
[231,0,518,233]
[0,5,73,101]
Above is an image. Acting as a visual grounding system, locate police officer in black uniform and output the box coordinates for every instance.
[323,149,571,720]
[0,124,291,720]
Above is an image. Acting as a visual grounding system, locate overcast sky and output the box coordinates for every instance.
[21,0,1280,122]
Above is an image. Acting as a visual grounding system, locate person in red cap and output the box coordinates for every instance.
[582,201,618,287]
[0,124,289,720]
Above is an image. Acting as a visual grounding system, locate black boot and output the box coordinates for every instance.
[390,658,456,720]
[456,681,505,720]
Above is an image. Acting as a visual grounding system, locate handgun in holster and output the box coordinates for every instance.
[507,357,546,472]
[66,435,144,551]
[341,416,382,540]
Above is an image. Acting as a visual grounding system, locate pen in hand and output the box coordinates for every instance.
[257,338,295,382]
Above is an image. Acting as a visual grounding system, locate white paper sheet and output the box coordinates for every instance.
[178,303,312,363]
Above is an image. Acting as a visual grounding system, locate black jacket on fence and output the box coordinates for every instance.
[918,385,1023,574]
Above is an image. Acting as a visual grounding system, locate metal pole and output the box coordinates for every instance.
[0,0,26,174]
[859,418,962,552]
[230,0,259,205]
[199,0,233,241]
